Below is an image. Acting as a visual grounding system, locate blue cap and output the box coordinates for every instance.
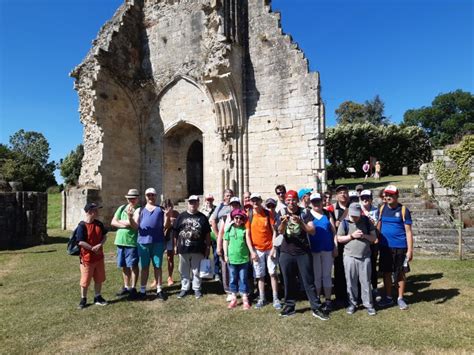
[298,188,313,200]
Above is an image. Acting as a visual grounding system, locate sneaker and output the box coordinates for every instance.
[177,290,188,299]
[372,289,381,302]
[346,305,356,315]
[128,288,138,300]
[78,298,87,310]
[280,305,296,317]
[167,277,174,286]
[397,298,409,310]
[194,290,202,299]
[116,288,130,297]
[228,299,238,309]
[273,299,282,310]
[94,295,108,306]
[254,299,266,309]
[226,294,233,302]
[312,308,330,321]
[367,307,377,316]
[243,300,251,310]
[378,296,394,308]
[214,274,221,282]
[136,292,146,301]
[156,291,166,301]
[322,301,333,312]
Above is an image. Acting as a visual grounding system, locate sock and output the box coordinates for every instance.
[125,285,130,290]
[140,286,146,294]
[273,293,279,301]
[156,285,162,293]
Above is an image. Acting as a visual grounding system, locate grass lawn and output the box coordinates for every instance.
[333,174,421,191]
[1,192,473,353]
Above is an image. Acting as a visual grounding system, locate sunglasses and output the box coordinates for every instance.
[234,216,244,220]
[276,191,286,195]
[146,194,156,197]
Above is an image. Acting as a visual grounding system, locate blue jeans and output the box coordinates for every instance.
[228,263,249,294]
[211,240,220,275]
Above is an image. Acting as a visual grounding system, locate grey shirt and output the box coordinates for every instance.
[336,216,374,258]
[210,203,232,230]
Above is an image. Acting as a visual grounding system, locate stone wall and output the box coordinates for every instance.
[420,148,474,227]
[0,192,47,249]
[62,188,103,231]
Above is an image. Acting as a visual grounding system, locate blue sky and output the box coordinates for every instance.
[0,0,472,183]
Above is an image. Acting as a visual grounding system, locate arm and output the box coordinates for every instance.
[163,207,172,231]
[111,215,129,229]
[128,208,140,230]
[246,226,258,261]
[223,238,229,263]
[301,219,315,235]
[405,224,414,261]
[204,232,211,258]
[363,229,377,243]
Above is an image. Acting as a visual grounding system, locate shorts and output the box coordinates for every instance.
[80,260,106,288]
[252,249,277,278]
[116,246,139,268]
[379,246,409,274]
[138,242,164,269]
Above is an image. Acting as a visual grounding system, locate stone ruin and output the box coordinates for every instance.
[64,0,326,229]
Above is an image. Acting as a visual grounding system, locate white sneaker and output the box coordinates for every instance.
[226,294,233,302]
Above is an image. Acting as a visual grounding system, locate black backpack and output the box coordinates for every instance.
[67,221,86,256]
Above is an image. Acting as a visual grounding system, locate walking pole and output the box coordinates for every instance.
[458,208,463,261]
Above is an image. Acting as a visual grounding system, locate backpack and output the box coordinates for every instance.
[67,221,86,256]
[341,216,372,236]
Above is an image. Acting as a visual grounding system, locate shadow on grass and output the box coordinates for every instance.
[406,272,460,305]
[45,236,69,244]
[0,249,57,255]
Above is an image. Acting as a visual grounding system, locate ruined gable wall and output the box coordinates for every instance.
[245,0,325,195]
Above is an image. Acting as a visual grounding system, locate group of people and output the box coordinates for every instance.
[75,182,413,321]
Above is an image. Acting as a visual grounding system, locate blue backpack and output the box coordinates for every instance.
[67,221,86,256]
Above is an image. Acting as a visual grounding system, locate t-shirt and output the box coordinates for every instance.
[224,225,249,265]
[362,206,378,225]
[377,203,412,248]
[277,207,313,255]
[76,220,107,264]
[246,208,275,252]
[309,211,334,253]
[336,216,374,258]
[210,203,232,230]
[114,204,139,247]
[173,211,211,255]
[138,206,165,244]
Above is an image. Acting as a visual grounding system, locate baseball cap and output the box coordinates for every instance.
[348,203,361,217]
[310,192,322,201]
[285,190,299,200]
[335,185,348,193]
[265,198,277,207]
[145,187,157,195]
[188,195,199,201]
[298,188,313,200]
[205,193,214,201]
[84,202,101,213]
[125,189,139,198]
[355,184,364,191]
[250,192,262,200]
[349,190,358,198]
[230,197,241,204]
[384,185,398,195]
[230,208,247,220]
[360,189,373,198]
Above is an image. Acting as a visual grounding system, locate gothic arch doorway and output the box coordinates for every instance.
[187,140,203,195]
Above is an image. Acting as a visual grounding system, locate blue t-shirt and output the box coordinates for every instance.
[377,204,412,248]
[309,213,334,253]
[138,207,165,244]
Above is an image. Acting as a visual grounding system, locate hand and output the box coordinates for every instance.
[217,248,222,257]
[121,220,131,228]
[407,249,413,262]
[91,244,102,253]
[332,248,338,258]
[352,230,363,239]
[290,215,301,224]
[270,248,277,259]
[224,255,229,264]
[250,251,258,262]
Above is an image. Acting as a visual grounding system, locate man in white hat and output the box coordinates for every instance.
[128,187,172,301]
[111,189,141,299]
[337,203,377,316]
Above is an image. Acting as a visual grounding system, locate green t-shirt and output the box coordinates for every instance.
[114,204,139,247]
[224,225,249,265]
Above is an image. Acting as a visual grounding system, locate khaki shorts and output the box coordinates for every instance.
[80,260,106,288]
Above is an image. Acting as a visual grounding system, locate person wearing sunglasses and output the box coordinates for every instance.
[111,189,141,300]
[274,184,287,214]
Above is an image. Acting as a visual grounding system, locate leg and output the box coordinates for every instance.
[360,257,373,308]
[312,252,323,297]
[343,255,359,307]
[179,254,191,291]
[253,250,266,302]
[211,239,220,275]
[228,264,238,295]
[267,252,279,301]
[321,251,334,301]
[151,243,164,292]
[122,267,132,288]
[279,252,297,308]
[167,250,174,279]
[370,244,379,290]
[131,265,139,288]
[295,253,321,310]
[191,253,203,291]
[138,243,151,292]
[220,256,230,293]
[334,244,347,304]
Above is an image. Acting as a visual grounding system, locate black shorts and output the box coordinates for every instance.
[379,246,409,274]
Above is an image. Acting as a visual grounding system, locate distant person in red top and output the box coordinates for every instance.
[76,203,108,309]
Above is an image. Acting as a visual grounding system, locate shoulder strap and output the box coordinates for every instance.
[118,204,127,217]
[401,205,406,222]
[342,219,349,235]
[249,208,254,225]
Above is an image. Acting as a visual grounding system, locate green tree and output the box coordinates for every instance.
[59,144,84,186]
[0,130,57,191]
[326,123,432,179]
[403,90,474,147]
[335,95,389,125]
